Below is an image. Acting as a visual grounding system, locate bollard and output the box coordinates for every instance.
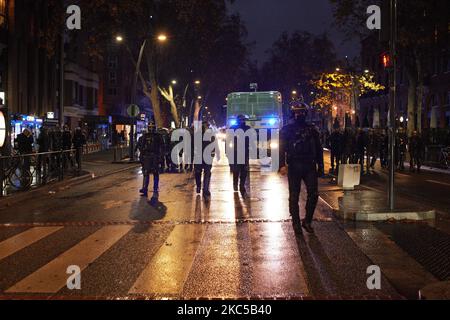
[59,151,64,181]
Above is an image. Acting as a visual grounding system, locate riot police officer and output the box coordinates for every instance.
[279,103,324,234]
[194,120,217,200]
[135,129,147,193]
[409,131,424,173]
[329,127,342,173]
[140,122,163,199]
[229,114,252,195]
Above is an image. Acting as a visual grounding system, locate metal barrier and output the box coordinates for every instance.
[0,149,82,197]
[83,143,102,155]
[113,144,131,162]
[424,145,449,169]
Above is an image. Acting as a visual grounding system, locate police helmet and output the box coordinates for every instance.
[236,114,248,124]
[147,121,156,131]
[290,102,308,119]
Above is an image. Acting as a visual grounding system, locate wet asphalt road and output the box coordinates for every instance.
[0,164,401,299]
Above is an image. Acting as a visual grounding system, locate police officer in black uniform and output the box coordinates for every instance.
[194,120,217,200]
[329,127,342,173]
[279,103,324,234]
[229,114,252,195]
[140,122,163,199]
[135,129,147,193]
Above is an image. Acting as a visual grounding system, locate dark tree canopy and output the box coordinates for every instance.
[260,31,337,103]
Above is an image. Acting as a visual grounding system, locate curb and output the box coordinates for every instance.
[333,208,436,221]
[419,281,450,300]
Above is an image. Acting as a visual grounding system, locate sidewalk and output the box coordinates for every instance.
[317,176,449,299]
[0,149,140,209]
[82,149,139,177]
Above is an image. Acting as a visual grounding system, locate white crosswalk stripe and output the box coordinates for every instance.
[5,225,132,293]
[0,227,63,261]
[129,224,205,295]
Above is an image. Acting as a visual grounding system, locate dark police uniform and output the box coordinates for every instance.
[229,121,252,194]
[329,129,342,172]
[194,124,217,198]
[135,133,146,192]
[141,128,163,197]
[280,120,324,231]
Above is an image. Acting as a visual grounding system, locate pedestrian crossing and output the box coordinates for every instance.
[5,226,132,294]
[0,222,310,298]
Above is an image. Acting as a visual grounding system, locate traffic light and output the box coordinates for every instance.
[381,51,392,69]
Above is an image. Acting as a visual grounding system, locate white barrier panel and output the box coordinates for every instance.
[338,164,361,190]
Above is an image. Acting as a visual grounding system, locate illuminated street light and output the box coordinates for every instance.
[336,68,341,72]
[171,80,177,85]
[116,35,124,43]
[292,90,297,95]
[364,69,370,74]
[195,80,201,85]
[198,96,202,100]
[157,34,168,42]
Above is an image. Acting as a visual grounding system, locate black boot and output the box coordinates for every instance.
[301,220,315,234]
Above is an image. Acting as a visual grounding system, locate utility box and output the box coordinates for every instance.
[337,164,361,190]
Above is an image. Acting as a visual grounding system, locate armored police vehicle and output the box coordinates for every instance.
[226,91,283,158]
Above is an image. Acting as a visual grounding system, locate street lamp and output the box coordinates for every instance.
[336,68,341,72]
[292,90,297,95]
[157,34,168,42]
[171,80,177,85]
[194,80,201,85]
[115,33,169,161]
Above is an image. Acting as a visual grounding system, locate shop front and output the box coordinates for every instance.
[10,114,44,149]
[81,115,112,150]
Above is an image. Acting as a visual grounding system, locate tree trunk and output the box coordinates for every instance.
[145,46,163,127]
[406,71,417,136]
[169,100,180,127]
[150,77,162,127]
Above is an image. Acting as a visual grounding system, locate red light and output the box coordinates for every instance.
[381,52,391,68]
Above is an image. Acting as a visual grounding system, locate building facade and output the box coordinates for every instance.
[359,0,450,135]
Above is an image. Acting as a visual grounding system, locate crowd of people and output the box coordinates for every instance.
[326,127,427,174]
[14,125,87,173]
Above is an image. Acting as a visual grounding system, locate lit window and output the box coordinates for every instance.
[0,0,6,27]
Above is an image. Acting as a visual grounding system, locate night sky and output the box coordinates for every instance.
[230,0,360,64]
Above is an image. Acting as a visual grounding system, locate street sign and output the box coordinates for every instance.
[127,104,140,117]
